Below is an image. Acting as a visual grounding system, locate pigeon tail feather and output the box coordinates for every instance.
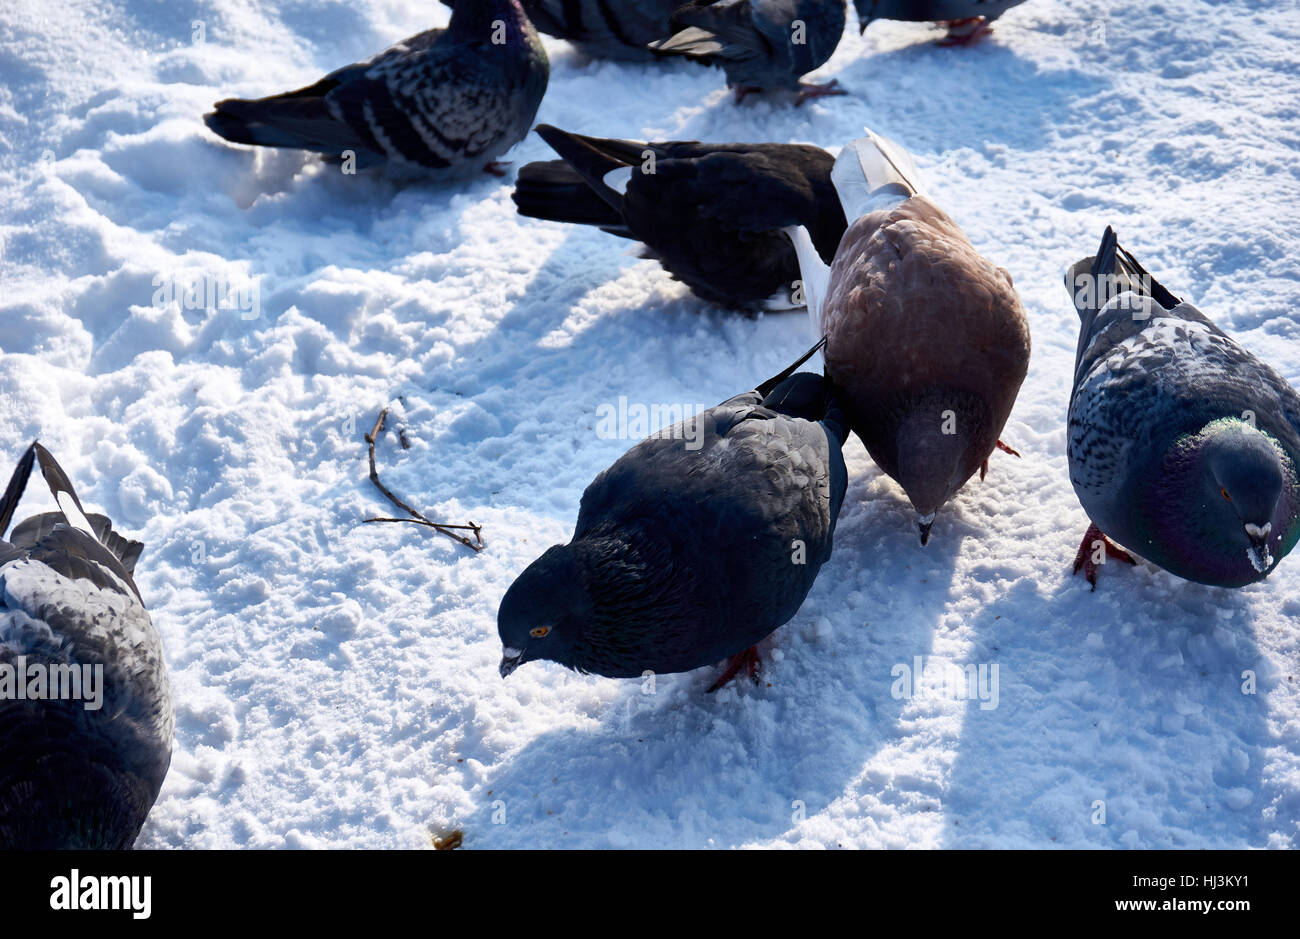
[204,94,357,155]
[783,225,831,331]
[831,129,925,221]
[23,445,145,593]
[0,443,36,539]
[513,160,626,227]
[533,124,649,213]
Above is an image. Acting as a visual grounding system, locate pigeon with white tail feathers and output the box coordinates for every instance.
[784,130,1030,544]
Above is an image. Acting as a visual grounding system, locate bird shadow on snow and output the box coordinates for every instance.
[938,558,1274,848]
[458,477,965,849]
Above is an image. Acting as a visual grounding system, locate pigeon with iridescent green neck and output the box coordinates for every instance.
[1064,226,1300,589]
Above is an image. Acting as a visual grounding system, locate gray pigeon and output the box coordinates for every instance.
[784,131,1030,544]
[442,0,680,61]
[498,343,847,691]
[854,0,1030,44]
[205,0,549,179]
[0,443,173,849]
[650,0,848,103]
[1065,227,1300,589]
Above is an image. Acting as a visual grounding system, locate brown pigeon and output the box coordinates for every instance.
[784,131,1030,543]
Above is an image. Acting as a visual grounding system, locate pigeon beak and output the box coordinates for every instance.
[499,646,525,679]
[1245,524,1273,575]
[917,512,936,546]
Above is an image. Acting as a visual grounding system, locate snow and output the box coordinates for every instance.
[1,0,1298,849]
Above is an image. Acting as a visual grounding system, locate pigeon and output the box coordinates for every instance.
[441,0,680,61]
[512,124,848,309]
[650,0,848,102]
[204,0,549,180]
[0,443,173,849]
[1064,227,1300,589]
[784,131,1030,544]
[853,0,1030,44]
[497,341,847,690]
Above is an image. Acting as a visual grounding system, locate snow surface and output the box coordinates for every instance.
[1,0,1298,849]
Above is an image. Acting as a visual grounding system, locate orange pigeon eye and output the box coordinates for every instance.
[1221,487,1232,501]
[530,626,551,638]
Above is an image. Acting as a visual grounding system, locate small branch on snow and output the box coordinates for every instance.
[362,407,483,553]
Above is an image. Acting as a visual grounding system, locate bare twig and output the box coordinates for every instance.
[363,407,483,553]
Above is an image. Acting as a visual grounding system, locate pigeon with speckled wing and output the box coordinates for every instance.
[205,0,549,180]
[443,0,680,60]
[651,0,848,102]
[0,443,173,849]
[1064,226,1300,589]
[497,342,847,691]
[512,124,847,309]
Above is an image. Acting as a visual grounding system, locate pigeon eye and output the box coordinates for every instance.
[530,626,551,638]
[1221,487,1232,501]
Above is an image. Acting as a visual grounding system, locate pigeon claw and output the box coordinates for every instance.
[707,646,762,693]
[483,161,510,177]
[795,80,847,106]
[936,17,993,46]
[1071,522,1136,591]
[982,439,1021,481]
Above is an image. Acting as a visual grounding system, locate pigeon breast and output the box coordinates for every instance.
[822,195,1030,480]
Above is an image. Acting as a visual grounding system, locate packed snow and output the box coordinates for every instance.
[0,0,1297,848]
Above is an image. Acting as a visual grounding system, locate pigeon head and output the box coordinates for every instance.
[497,544,592,677]
[1200,420,1287,573]
[1152,418,1294,582]
[891,392,991,544]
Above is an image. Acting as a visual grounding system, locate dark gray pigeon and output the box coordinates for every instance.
[205,0,549,180]
[442,0,680,60]
[650,0,848,102]
[854,0,1030,44]
[1065,227,1300,589]
[0,443,173,849]
[498,343,847,690]
[512,124,847,309]
[785,130,1030,544]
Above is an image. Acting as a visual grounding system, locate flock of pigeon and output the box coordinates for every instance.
[2,0,1297,849]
